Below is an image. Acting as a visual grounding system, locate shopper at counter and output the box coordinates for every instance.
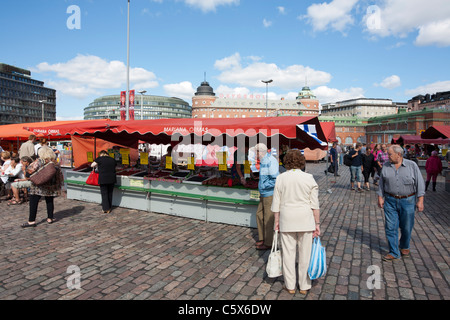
[255,143,279,250]
[160,146,177,170]
[231,145,248,185]
[91,150,117,214]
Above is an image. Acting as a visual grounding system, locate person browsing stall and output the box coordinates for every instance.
[91,150,117,214]
[231,145,249,185]
[255,143,279,250]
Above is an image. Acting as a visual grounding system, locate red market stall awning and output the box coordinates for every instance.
[421,125,450,140]
[23,117,329,150]
[392,135,450,145]
[319,121,337,142]
[0,120,87,141]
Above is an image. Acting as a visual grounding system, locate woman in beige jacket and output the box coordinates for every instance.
[272,150,320,294]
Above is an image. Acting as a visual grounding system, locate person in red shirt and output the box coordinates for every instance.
[425,151,442,191]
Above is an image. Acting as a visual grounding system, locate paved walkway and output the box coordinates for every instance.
[0,162,448,301]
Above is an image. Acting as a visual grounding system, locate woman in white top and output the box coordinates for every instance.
[272,149,321,295]
[3,156,22,194]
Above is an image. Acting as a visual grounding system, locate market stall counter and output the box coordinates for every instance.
[65,167,261,228]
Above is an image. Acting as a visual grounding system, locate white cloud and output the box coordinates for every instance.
[214,52,241,71]
[313,86,365,104]
[375,75,401,89]
[182,0,239,13]
[404,80,450,97]
[363,0,450,47]
[214,53,332,90]
[34,54,158,99]
[277,6,286,15]
[415,18,450,47]
[302,0,359,33]
[263,19,272,28]
[163,81,195,101]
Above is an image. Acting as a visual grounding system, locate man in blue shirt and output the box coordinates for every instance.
[255,143,279,250]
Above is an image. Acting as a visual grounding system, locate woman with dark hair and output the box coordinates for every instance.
[91,150,117,213]
[272,149,321,295]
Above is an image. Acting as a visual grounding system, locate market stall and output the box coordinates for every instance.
[421,125,450,140]
[0,120,88,155]
[303,121,336,161]
[26,117,328,228]
[421,126,450,192]
[392,134,450,169]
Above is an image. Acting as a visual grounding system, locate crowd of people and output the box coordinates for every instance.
[253,140,447,293]
[2,135,447,295]
[328,142,447,193]
[0,134,64,227]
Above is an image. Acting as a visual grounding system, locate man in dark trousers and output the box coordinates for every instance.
[91,150,117,213]
[330,142,339,176]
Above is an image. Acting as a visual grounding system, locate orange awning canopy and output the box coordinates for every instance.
[23,117,329,150]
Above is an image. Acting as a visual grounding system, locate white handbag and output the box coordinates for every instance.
[266,230,283,278]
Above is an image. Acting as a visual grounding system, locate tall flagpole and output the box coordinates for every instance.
[126,0,130,120]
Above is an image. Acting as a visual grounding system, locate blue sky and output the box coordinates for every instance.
[1,0,449,120]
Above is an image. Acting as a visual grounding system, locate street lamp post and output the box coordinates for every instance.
[261,79,273,117]
[126,0,131,120]
[138,90,147,120]
[39,100,47,122]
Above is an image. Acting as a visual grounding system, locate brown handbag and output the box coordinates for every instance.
[30,162,57,186]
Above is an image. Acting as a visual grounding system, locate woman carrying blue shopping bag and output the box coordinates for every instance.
[308,236,327,280]
[272,150,321,295]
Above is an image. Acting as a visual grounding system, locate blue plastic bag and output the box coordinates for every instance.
[308,236,327,280]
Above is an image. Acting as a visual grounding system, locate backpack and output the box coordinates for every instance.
[344,154,352,166]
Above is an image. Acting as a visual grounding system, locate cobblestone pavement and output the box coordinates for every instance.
[0,162,448,301]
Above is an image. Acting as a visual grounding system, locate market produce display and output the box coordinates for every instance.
[201,177,258,189]
[116,168,143,176]
[73,162,92,172]
[147,170,171,178]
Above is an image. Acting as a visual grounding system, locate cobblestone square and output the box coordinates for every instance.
[0,162,448,301]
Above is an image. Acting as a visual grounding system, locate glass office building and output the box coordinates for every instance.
[0,63,56,125]
[84,94,191,120]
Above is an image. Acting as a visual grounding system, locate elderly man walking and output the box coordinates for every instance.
[377,145,425,261]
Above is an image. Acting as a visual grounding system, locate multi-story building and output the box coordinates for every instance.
[320,105,449,146]
[191,81,319,119]
[84,94,191,120]
[365,108,450,144]
[321,98,406,118]
[0,63,56,125]
[319,116,368,145]
[408,91,450,111]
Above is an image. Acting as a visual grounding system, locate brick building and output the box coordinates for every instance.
[408,91,450,111]
[191,81,319,119]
